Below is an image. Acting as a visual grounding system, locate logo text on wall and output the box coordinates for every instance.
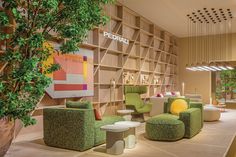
[103,31,129,45]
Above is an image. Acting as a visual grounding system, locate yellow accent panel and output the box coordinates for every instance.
[42,42,55,78]
[83,61,87,79]
[170,99,188,116]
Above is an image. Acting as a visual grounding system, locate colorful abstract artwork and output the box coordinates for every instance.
[44,43,94,98]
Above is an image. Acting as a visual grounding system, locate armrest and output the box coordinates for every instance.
[179,108,202,138]
[43,108,95,151]
[164,102,169,113]
[190,102,203,128]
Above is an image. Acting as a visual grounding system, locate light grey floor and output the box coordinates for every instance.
[6,109,236,157]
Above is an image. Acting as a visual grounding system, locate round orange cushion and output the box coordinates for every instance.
[170,99,188,115]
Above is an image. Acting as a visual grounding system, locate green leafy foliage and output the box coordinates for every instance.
[215,70,236,100]
[0,0,114,126]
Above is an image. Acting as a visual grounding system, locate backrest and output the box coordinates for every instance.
[124,86,147,108]
[125,93,144,109]
[164,98,190,113]
[66,100,93,109]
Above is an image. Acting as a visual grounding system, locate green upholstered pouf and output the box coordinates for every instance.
[145,114,185,141]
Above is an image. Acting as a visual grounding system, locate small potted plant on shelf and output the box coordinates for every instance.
[0,0,114,156]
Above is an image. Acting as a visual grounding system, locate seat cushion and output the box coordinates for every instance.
[170,99,188,115]
[94,116,124,145]
[136,103,152,113]
[145,114,185,141]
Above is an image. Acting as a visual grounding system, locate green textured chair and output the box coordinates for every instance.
[146,98,203,141]
[43,101,124,151]
[124,85,152,122]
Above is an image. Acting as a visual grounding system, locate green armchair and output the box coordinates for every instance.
[43,101,124,151]
[164,98,203,138]
[124,85,152,122]
[146,98,203,141]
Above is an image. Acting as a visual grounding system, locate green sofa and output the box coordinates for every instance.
[146,98,203,141]
[124,85,152,122]
[43,107,124,151]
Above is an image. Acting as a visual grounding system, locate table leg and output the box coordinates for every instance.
[106,131,125,155]
[124,128,136,149]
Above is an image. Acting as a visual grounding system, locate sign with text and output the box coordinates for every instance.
[103,31,129,45]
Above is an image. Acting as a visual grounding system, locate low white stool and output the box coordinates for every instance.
[203,106,221,122]
[117,110,134,121]
[115,121,141,149]
[101,124,129,155]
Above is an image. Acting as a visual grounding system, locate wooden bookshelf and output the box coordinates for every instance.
[81,2,179,112]
[0,2,179,115]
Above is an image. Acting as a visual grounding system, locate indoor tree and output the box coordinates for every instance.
[0,0,114,127]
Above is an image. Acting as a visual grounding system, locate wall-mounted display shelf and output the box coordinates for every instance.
[81,2,179,114]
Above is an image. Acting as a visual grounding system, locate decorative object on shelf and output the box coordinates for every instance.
[110,78,116,89]
[182,82,185,96]
[186,8,235,71]
[110,78,116,107]
[154,76,160,85]
[0,117,14,157]
[141,75,149,84]
[44,44,94,98]
[123,72,135,84]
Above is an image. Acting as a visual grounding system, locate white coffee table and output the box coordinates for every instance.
[100,124,129,155]
[115,121,141,149]
[117,109,134,121]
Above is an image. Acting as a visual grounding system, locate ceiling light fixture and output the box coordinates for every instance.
[186,8,234,71]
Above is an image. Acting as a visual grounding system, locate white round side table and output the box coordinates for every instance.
[115,121,141,149]
[100,124,129,155]
[117,109,134,121]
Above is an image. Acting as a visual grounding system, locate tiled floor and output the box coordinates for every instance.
[6,109,236,157]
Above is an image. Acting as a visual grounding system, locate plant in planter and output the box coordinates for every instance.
[0,0,114,156]
[215,70,236,102]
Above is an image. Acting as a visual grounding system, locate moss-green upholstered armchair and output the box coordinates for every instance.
[164,98,203,138]
[124,85,152,122]
[43,101,124,151]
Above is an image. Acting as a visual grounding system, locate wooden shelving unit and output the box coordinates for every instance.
[82,3,179,113]
[0,2,179,115]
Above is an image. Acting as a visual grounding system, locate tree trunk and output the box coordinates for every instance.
[0,117,15,157]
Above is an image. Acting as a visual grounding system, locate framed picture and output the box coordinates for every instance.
[44,43,94,98]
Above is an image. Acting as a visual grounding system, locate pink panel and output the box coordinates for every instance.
[54,84,87,91]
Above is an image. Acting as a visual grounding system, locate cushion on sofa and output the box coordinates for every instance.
[66,101,93,109]
[94,116,125,145]
[94,109,102,120]
[170,99,188,115]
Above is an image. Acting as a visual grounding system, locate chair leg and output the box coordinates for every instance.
[131,113,145,122]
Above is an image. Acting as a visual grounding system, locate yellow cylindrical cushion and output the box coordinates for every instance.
[170,99,188,115]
